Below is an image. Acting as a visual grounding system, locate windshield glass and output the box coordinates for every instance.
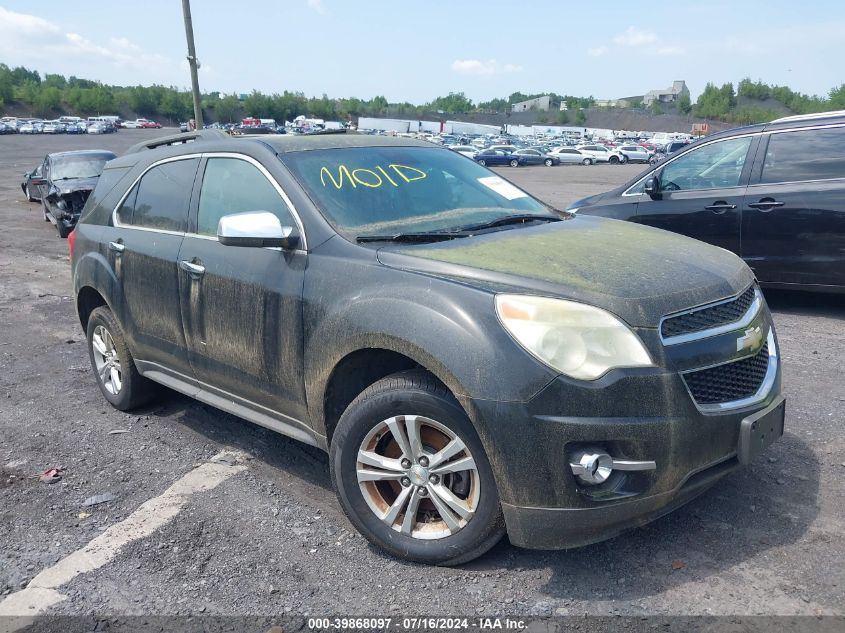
[281,146,553,239]
[52,154,113,180]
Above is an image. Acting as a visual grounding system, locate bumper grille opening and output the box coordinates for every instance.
[683,343,769,405]
[662,285,756,339]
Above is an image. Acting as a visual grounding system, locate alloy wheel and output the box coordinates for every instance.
[91,325,122,395]
[356,415,480,540]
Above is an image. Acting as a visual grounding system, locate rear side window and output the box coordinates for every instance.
[119,158,199,231]
[761,127,845,184]
[196,157,293,237]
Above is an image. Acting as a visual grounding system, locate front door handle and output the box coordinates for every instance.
[108,241,124,253]
[705,202,737,214]
[748,199,784,211]
[179,260,205,276]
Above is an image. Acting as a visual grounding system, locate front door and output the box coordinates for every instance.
[108,157,199,376]
[742,126,845,288]
[177,155,307,421]
[634,135,756,256]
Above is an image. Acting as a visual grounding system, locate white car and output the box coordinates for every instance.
[550,147,595,165]
[575,144,613,163]
[448,145,478,159]
[121,120,143,129]
[610,145,656,164]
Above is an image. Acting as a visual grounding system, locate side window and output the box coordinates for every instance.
[660,137,752,191]
[123,158,199,231]
[196,157,293,237]
[761,127,845,184]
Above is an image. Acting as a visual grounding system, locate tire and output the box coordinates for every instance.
[582,158,592,165]
[509,159,519,167]
[56,221,71,238]
[330,370,506,566]
[609,156,620,164]
[477,159,487,166]
[544,158,554,167]
[86,306,157,411]
[619,155,628,164]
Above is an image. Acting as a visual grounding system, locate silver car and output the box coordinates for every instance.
[610,145,656,164]
[551,147,595,165]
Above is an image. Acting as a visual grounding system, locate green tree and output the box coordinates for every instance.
[428,92,474,113]
[478,97,508,112]
[215,94,240,122]
[574,109,586,125]
[557,109,569,124]
[677,93,692,114]
[33,86,61,117]
[649,100,663,115]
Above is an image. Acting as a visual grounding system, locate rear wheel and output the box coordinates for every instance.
[86,306,157,411]
[477,159,487,166]
[544,158,554,167]
[609,155,620,164]
[582,158,592,165]
[509,159,519,167]
[330,370,505,565]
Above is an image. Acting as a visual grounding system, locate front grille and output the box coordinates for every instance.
[683,343,769,405]
[662,285,756,339]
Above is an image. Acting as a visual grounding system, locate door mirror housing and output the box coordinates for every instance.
[29,177,47,186]
[643,175,661,198]
[217,211,300,249]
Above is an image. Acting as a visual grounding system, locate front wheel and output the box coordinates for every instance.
[509,159,519,167]
[25,185,36,202]
[609,156,620,164]
[544,158,554,167]
[330,370,505,566]
[582,158,592,165]
[477,159,487,166]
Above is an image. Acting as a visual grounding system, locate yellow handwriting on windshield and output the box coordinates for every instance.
[320,164,427,189]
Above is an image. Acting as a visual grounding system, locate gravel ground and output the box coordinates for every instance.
[0,131,843,619]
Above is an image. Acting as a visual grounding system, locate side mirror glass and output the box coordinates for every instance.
[217,211,299,249]
[643,176,660,198]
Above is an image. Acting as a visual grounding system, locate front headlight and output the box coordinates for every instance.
[495,295,654,380]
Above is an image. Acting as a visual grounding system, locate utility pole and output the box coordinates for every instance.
[181,0,203,128]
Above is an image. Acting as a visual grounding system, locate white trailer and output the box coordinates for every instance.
[357,117,412,133]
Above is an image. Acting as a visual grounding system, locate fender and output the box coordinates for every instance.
[73,249,123,329]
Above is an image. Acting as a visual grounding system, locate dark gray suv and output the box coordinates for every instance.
[70,130,785,564]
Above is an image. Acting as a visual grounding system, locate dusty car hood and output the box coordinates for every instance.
[376,215,754,328]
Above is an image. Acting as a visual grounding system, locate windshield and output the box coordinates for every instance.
[281,146,554,239]
[51,154,113,180]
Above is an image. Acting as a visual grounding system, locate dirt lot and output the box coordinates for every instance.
[0,131,843,620]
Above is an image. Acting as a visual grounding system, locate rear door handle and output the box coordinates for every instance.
[179,260,205,276]
[705,202,737,214]
[748,200,784,210]
[108,241,124,253]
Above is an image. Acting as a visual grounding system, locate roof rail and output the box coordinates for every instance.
[124,128,230,154]
[770,110,845,124]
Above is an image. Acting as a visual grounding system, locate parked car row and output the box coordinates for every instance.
[1,116,163,135]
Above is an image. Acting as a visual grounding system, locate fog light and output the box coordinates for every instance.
[569,448,613,485]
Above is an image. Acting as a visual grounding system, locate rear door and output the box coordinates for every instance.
[177,155,308,421]
[634,135,757,255]
[110,157,199,376]
[742,125,845,288]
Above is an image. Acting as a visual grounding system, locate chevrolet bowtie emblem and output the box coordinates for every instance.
[737,325,764,353]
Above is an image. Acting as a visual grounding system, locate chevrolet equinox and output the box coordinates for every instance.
[70,130,786,565]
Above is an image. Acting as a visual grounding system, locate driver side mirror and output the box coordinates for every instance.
[643,175,661,199]
[217,211,300,249]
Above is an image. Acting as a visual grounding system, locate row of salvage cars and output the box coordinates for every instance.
[22,150,116,237]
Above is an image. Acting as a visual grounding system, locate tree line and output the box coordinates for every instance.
[2,64,842,126]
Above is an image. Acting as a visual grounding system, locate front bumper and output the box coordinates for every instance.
[467,351,784,549]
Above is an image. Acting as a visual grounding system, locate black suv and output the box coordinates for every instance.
[568,111,845,292]
[71,130,785,564]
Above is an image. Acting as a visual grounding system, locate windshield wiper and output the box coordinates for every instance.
[455,214,562,233]
[356,231,469,243]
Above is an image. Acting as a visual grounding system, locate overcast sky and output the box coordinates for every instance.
[1,1,842,103]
